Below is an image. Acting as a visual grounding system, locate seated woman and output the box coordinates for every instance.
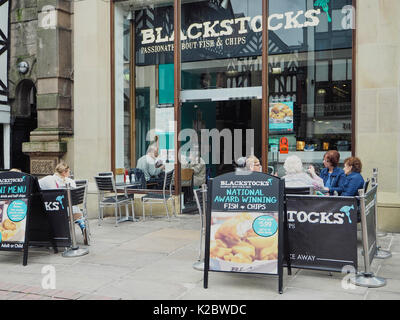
[39,162,86,232]
[308,150,346,195]
[341,157,365,196]
[282,155,325,190]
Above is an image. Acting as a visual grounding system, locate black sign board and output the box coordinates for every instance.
[285,195,358,272]
[204,171,285,293]
[134,1,353,66]
[39,190,71,248]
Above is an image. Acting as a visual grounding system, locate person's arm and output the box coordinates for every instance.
[147,160,163,178]
[329,173,346,195]
[307,167,325,190]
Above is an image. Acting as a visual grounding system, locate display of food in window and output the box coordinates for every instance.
[270,102,293,121]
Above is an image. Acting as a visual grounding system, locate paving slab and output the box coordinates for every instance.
[0,215,396,300]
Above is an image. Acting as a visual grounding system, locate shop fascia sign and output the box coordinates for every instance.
[142,8,325,45]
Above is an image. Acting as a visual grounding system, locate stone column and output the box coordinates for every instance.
[22,0,73,176]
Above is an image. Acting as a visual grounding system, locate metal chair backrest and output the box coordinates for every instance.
[98,172,113,177]
[70,185,86,206]
[285,186,313,195]
[193,185,207,214]
[129,168,146,189]
[364,178,370,193]
[163,170,174,196]
[75,179,88,188]
[181,168,194,182]
[94,175,116,193]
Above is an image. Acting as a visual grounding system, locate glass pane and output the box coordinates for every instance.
[268,0,353,176]
[114,4,132,170]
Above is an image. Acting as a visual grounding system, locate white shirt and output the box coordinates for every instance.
[39,174,76,190]
[39,174,80,213]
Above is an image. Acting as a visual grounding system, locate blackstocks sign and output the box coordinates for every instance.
[286,195,358,272]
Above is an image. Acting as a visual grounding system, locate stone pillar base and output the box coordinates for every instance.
[22,138,67,177]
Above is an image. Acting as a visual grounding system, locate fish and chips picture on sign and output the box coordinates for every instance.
[204,171,285,293]
[0,199,28,246]
[210,211,279,274]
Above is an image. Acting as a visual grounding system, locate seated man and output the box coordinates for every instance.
[136,144,165,189]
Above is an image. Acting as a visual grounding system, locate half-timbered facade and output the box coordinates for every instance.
[0,0,10,169]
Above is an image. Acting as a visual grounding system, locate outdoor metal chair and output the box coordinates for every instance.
[74,179,90,245]
[94,173,135,226]
[364,178,370,193]
[181,168,194,204]
[98,172,113,176]
[193,184,207,270]
[141,170,175,220]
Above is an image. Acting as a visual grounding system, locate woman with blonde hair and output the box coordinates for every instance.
[39,162,86,231]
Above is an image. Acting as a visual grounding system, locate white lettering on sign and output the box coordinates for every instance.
[141,9,323,45]
[287,210,346,225]
[44,202,60,211]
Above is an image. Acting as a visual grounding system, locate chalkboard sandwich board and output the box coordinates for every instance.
[204,171,285,293]
[0,172,41,265]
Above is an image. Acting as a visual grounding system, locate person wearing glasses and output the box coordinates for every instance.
[308,150,346,195]
[245,156,262,172]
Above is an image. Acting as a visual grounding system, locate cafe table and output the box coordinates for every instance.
[115,181,142,222]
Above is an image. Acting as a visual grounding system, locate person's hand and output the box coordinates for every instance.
[323,187,329,192]
[308,165,316,177]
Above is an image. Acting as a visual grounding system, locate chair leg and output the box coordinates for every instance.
[131,199,136,221]
[115,205,119,227]
[98,204,102,226]
[142,201,146,221]
[164,199,170,220]
[172,197,177,217]
[125,203,129,220]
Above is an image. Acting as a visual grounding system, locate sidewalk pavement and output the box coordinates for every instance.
[0,215,398,300]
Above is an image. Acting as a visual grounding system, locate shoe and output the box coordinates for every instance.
[75,218,86,231]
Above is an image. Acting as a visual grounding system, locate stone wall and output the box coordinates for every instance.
[356,0,400,231]
[9,0,38,105]
[10,0,75,176]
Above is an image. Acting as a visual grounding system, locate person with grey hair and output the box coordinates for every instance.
[136,143,165,188]
[282,155,324,190]
[245,155,262,172]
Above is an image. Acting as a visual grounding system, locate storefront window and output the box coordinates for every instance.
[114,0,354,178]
[267,0,353,175]
[114,4,132,169]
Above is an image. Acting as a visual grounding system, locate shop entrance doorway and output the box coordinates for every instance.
[11,80,37,173]
[181,87,262,178]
